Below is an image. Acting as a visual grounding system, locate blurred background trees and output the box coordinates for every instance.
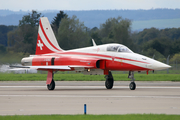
[7,10,42,54]
[0,10,180,65]
[131,27,180,62]
[51,11,67,35]
[57,15,90,50]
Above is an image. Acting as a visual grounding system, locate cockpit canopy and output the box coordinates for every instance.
[107,45,133,53]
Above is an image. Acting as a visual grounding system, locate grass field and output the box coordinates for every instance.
[0,52,29,64]
[0,73,180,81]
[0,114,180,120]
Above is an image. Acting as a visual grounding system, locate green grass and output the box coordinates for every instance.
[0,52,29,64]
[0,114,180,120]
[0,73,180,81]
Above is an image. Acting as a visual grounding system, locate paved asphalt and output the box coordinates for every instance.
[0,81,180,115]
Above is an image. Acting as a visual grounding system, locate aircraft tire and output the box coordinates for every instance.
[105,77,114,89]
[129,82,136,90]
[47,79,55,90]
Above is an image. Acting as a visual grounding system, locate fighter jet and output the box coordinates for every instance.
[12,17,171,90]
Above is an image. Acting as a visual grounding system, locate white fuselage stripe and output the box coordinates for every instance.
[43,53,149,69]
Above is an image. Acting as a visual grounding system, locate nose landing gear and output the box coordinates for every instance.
[128,71,136,90]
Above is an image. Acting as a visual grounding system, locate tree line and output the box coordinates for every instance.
[131,28,180,63]
[0,10,180,63]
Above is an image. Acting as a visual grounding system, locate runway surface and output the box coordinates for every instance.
[0,81,180,115]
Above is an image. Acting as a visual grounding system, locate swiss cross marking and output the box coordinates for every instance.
[37,40,43,50]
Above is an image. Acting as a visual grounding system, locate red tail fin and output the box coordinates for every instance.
[35,17,63,55]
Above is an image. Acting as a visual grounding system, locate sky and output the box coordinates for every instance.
[0,0,180,11]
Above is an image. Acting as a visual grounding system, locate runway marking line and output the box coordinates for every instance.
[0,95,180,99]
[0,86,180,89]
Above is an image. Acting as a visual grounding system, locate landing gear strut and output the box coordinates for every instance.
[46,70,56,90]
[105,71,114,89]
[128,71,136,90]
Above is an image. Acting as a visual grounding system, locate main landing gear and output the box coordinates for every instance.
[47,79,55,90]
[104,71,136,90]
[105,71,114,89]
[47,70,56,90]
[128,71,136,90]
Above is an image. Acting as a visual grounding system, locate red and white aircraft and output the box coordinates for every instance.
[15,17,171,90]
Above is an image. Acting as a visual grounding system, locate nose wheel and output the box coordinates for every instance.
[129,82,136,90]
[128,71,136,90]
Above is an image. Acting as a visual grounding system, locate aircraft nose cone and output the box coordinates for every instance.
[152,61,171,70]
[158,64,171,70]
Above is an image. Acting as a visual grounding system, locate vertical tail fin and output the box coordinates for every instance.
[35,17,63,55]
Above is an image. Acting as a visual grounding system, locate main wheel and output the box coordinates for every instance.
[47,79,55,90]
[105,78,114,89]
[105,71,114,89]
[129,82,136,90]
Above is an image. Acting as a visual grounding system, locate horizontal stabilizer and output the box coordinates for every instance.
[10,65,70,70]
[10,65,30,68]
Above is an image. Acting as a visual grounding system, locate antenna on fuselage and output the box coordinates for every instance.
[92,39,97,46]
